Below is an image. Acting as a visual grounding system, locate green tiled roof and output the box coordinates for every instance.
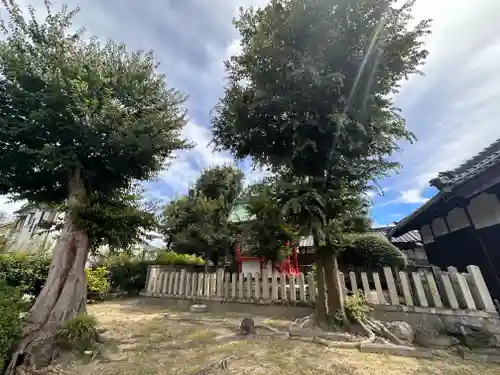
[228,202,256,223]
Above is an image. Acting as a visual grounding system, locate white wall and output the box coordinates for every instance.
[10,209,61,252]
[241,260,278,275]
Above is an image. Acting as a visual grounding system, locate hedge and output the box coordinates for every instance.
[0,253,50,296]
[340,233,408,269]
[155,251,205,266]
[0,253,152,299]
[0,280,25,369]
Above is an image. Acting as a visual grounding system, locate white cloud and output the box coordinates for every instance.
[0,196,24,219]
[396,189,429,205]
[383,0,500,206]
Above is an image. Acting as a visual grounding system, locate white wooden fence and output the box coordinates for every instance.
[143,265,496,313]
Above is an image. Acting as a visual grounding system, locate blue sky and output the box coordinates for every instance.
[1,0,500,229]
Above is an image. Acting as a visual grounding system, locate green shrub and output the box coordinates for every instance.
[340,233,407,269]
[85,267,108,303]
[344,293,372,323]
[107,258,151,295]
[0,280,24,369]
[155,250,205,266]
[56,314,98,351]
[0,253,51,296]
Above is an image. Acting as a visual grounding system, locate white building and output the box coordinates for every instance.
[10,204,61,253]
[9,203,161,261]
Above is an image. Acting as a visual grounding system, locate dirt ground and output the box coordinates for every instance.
[64,299,500,375]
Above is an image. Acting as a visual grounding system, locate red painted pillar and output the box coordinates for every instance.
[292,246,299,273]
[235,241,242,273]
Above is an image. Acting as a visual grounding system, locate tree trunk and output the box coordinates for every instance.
[314,251,327,325]
[323,254,346,319]
[3,170,89,375]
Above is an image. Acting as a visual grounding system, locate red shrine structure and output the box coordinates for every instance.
[233,240,300,276]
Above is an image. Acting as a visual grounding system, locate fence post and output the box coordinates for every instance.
[398,271,413,306]
[238,272,244,300]
[179,269,186,297]
[411,272,428,307]
[448,266,476,310]
[197,273,204,297]
[162,271,169,295]
[373,272,386,304]
[289,274,296,302]
[280,273,287,302]
[306,273,316,302]
[271,272,279,300]
[361,272,370,296]
[246,273,253,300]
[262,268,269,300]
[466,265,496,312]
[145,266,152,295]
[185,272,192,297]
[425,272,443,307]
[440,272,459,309]
[255,272,261,300]
[231,273,237,299]
[383,267,399,305]
[168,271,175,296]
[216,269,224,298]
[224,272,231,299]
[349,272,358,295]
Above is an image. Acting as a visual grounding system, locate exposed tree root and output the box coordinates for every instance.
[291,313,408,347]
[193,356,238,375]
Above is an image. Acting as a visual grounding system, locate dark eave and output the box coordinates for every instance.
[390,193,444,237]
[392,138,500,237]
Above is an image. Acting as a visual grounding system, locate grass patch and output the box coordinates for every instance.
[62,300,500,375]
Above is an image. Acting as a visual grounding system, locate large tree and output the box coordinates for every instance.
[212,0,430,322]
[161,165,244,264]
[0,1,189,371]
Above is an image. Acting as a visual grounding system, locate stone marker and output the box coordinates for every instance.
[190,304,208,313]
[240,317,256,335]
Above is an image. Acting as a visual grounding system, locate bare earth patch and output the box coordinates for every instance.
[63,300,500,375]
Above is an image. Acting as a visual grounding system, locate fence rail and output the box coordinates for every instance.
[143,264,496,313]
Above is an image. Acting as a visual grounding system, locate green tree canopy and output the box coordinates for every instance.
[0,1,190,370]
[240,178,300,263]
[211,0,430,320]
[161,165,244,263]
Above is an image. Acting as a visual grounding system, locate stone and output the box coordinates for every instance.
[414,331,460,348]
[190,304,208,313]
[459,348,500,363]
[83,351,93,356]
[359,343,434,358]
[240,317,256,335]
[318,332,354,342]
[385,321,414,344]
[446,324,499,349]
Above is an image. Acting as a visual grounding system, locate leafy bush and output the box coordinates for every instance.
[0,280,24,369]
[56,314,98,351]
[340,233,407,269]
[344,293,372,323]
[0,253,51,296]
[155,251,205,266]
[106,258,151,295]
[85,267,108,303]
